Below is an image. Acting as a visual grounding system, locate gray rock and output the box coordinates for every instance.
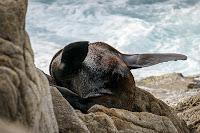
[0,119,29,133]
[131,87,189,133]
[77,105,179,133]
[0,0,58,132]
[176,92,200,132]
[51,86,89,133]
[137,73,200,107]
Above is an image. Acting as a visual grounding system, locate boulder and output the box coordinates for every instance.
[137,73,200,106]
[0,119,29,133]
[51,86,89,133]
[136,73,200,132]
[176,92,200,133]
[77,105,180,133]
[0,0,58,132]
[130,87,189,133]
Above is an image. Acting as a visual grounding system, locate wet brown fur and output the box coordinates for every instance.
[49,42,138,112]
[48,41,186,113]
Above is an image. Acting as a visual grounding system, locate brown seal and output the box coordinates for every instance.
[49,41,187,112]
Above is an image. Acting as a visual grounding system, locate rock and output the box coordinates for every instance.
[177,105,200,133]
[0,119,29,133]
[77,105,179,133]
[175,74,200,132]
[188,75,200,89]
[176,92,200,132]
[136,73,200,132]
[132,87,189,133]
[0,0,58,132]
[188,83,200,89]
[136,73,200,107]
[51,86,90,133]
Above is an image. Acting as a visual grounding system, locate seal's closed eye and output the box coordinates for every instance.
[122,53,187,69]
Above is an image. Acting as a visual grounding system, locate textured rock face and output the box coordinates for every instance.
[127,87,189,133]
[137,73,200,107]
[76,105,181,133]
[176,92,200,133]
[0,120,29,133]
[0,0,58,132]
[137,73,200,132]
[51,86,89,133]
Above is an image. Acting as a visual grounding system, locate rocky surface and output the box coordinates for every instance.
[51,86,90,133]
[0,119,29,133]
[122,86,189,133]
[137,73,200,107]
[137,73,200,132]
[0,0,58,132]
[77,105,180,133]
[176,91,200,132]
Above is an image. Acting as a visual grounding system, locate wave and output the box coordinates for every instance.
[27,0,200,79]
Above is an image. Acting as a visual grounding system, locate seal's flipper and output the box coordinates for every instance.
[55,85,107,113]
[60,41,89,74]
[122,53,187,69]
[54,85,89,112]
[52,41,89,83]
[54,85,79,97]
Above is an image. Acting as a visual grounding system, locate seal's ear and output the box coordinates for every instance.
[61,41,89,74]
[122,53,187,69]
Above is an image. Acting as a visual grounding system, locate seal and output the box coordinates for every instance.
[49,41,187,112]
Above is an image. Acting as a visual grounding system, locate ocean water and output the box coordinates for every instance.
[27,0,200,79]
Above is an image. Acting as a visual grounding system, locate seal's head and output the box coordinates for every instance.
[50,41,187,112]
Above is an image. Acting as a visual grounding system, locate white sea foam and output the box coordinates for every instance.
[27,0,200,79]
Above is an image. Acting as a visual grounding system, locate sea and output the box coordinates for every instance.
[26,0,200,79]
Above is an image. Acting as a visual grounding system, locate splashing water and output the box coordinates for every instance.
[27,0,200,79]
